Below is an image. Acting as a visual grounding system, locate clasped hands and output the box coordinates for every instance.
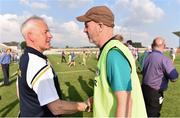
[84,96,93,112]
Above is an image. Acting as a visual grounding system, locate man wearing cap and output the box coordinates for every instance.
[142,37,179,117]
[76,5,147,117]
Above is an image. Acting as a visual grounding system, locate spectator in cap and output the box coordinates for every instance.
[142,37,179,117]
[77,5,147,117]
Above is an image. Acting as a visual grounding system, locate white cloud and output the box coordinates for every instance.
[20,0,30,5]
[113,25,150,46]
[0,14,92,48]
[19,0,48,9]
[57,0,93,8]
[177,0,180,5]
[31,2,48,9]
[51,21,93,47]
[0,14,23,43]
[115,0,164,26]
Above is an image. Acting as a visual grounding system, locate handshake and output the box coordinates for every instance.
[84,96,93,112]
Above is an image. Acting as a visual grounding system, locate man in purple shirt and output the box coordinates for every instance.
[142,37,179,117]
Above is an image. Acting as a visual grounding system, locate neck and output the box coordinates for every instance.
[153,47,163,53]
[98,28,113,48]
[26,43,43,53]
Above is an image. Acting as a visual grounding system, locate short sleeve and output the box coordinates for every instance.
[32,67,59,106]
[163,57,178,80]
[107,49,132,92]
[163,57,174,73]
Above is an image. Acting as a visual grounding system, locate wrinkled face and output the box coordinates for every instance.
[30,20,52,52]
[84,21,101,46]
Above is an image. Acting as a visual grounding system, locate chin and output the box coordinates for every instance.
[46,46,51,50]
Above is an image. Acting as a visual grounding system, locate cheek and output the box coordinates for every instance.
[92,27,99,36]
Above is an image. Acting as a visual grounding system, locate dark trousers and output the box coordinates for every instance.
[142,84,164,117]
[1,64,10,85]
[61,56,66,62]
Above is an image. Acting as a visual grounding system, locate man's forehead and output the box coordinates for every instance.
[84,21,91,25]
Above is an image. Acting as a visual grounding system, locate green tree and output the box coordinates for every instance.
[20,41,26,49]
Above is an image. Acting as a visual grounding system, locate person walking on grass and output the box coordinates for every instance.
[142,37,179,117]
[0,48,11,85]
[69,52,76,67]
[82,51,87,66]
[17,16,91,117]
[77,5,147,117]
[169,47,176,63]
[61,51,67,63]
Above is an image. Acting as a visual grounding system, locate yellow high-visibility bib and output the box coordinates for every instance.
[93,39,147,117]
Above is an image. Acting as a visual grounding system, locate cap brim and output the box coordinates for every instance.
[76,15,91,22]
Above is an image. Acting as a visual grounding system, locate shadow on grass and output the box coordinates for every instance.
[63,82,83,117]
[88,68,96,74]
[78,76,93,97]
[0,77,3,83]
[88,79,94,88]
[0,99,19,117]
[0,71,18,87]
[0,77,17,88]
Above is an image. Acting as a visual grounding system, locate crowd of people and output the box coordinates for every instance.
[0,5,179,117]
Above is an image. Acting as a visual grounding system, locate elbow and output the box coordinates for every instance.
[169,69,179,82]
[50,109,60,116]
[47,99,63,116]
[170,78,178,82]
[48,105,60,116]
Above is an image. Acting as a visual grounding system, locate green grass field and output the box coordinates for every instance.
[0,53,180,117]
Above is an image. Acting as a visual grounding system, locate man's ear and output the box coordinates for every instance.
[99,23,104,32]
[26,32,34,42]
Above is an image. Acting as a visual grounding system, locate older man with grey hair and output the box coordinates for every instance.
[17,16,91,117]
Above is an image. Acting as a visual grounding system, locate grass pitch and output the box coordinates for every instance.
[0,53,180,117]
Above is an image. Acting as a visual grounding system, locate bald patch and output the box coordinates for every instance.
[156,37,164,46]
[152,37,165,48]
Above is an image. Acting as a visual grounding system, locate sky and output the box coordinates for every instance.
[0,0,180,48]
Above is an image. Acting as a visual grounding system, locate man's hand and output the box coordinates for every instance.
[84,96,93,112]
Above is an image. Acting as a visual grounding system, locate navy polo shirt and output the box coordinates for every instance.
[142,50,179,91]
[18,47,62,117]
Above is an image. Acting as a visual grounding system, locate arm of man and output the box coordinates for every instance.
[47,99,89,115]
[107,49,132,117]
[163,57,179,82]
[31,65,91,115]
[115,91,132,117]
[169,69,178,82]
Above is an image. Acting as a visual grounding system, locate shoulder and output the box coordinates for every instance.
[28,53,46,64]
[27,53,48,76]
[107,48,125,59]
[162,55,173,65]
[107,48,130,66]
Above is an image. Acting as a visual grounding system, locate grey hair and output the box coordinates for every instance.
[21,15,45,38]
